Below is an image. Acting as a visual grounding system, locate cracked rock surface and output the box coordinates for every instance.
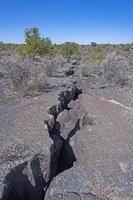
[0,86,82,200]
[1,72,133,200]
[45,88,133,200]
[0,91,62,200]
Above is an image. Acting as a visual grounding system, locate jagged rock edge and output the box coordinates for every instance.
[44,86,82,198]
[1,86,82,200]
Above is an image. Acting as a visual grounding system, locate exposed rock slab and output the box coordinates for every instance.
[0,92,62,200]
[46,88,133,200]
[45,164,133,200]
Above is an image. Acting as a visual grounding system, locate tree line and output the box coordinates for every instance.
[1,27,133,58]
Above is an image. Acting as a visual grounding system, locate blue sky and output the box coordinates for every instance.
[0,0,133,44]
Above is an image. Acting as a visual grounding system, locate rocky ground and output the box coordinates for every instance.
[1,48,133,200]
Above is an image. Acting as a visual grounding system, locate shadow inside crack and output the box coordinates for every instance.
[2,156,47,200]
[1,87,83,200]
[57,119,80,174]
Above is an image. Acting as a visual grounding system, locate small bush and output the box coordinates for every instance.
[61,42,80,61]
[91,42,97,47]
[43,59,54,77]
[5,54,49,96]
[81,63,98,77]
[81,65,89,77]
[6,56,30,93]
[99,53,128,86]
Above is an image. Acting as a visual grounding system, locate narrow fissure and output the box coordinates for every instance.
[46,87,82,176]
[1,86,82,200]
[43,86,82,199]
[57,118,80,174]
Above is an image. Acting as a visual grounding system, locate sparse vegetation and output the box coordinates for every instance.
[1,27,133,97]
[1,27,133,200]
[6,56,30,93]
[60,42,80,61]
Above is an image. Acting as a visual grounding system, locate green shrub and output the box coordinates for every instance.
[91,42,97,47]
[20,27,52,57]
[60,42,80,60]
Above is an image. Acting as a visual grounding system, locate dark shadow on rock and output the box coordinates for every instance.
[46,115,78,176]
[57,139,77,174]
[48,87,82,118]
[73,88,82,100]
[30,156,47,199]
[57,119,80,174]
[2,156,47,200]
[65,68,74,76]
[45,88,82,182]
